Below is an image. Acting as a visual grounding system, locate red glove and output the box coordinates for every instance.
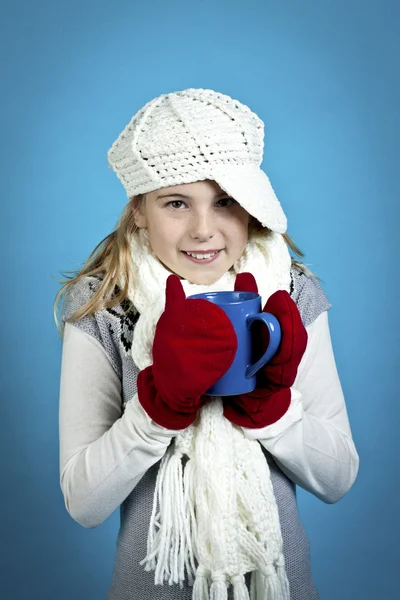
[223,273,308,429]
[137,274,238,429]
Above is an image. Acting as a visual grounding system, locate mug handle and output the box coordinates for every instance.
[245,312,281,379]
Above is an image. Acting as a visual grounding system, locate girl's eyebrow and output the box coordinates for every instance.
[156,192,190,200]
[155,191,229,201]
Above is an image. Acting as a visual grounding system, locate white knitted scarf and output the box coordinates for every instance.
[126,228,292,600]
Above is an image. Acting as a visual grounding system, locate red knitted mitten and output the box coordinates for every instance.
[137,274,238,429]
[223,273,308,429]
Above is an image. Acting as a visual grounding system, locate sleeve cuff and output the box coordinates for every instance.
[240,388,304,441]
[126,393,184,437]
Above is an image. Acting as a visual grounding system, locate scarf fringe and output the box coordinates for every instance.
[276,561,290,599]
[210,575,228,600]
[247,562,290,600]
[193,567,210,600]
[140,404,291,600]
[232,574,250,600]
[140,447,196,586]
[260,562,290,600]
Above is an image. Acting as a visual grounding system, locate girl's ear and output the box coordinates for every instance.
[131,196,147,228]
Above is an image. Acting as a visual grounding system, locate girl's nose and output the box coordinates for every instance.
[189,212,216,240]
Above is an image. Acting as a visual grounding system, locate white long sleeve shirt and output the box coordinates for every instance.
[59,309,359,529]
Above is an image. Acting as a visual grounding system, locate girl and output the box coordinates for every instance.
[56,88,359,600]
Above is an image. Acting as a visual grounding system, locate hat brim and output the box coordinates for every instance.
[206,164,287,234]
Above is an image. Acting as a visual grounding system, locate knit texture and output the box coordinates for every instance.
[107,88,287,233]
[63,267,330,599]
[126,228,294,599]
[128,229,292,372]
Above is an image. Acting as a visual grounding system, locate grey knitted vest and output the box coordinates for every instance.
[64,267,331,600]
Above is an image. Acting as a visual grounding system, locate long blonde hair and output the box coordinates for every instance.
[54,195,315,334]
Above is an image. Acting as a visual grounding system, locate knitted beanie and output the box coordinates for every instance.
[107,88,287,233]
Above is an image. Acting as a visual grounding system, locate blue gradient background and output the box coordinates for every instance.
[1,0,399,598]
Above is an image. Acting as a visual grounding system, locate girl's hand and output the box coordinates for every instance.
[137,275,238,429]
[223,273,308,429]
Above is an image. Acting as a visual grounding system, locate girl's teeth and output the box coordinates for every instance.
[186,252,217,259]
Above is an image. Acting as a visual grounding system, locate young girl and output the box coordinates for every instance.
[56,88,359,600]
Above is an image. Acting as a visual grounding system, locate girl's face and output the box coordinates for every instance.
[134,180,251,285]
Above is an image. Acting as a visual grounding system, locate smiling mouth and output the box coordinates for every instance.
[182,249,222,262]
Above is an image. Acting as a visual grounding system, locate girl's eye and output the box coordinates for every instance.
[167,200,185,209]
[216,197,235,207]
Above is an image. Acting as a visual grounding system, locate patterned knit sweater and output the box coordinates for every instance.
[60,267,358,600]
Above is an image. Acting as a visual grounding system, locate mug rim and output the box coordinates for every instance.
[188,291,259,304]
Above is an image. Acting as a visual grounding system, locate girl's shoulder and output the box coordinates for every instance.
[63,275,102,319]
[290,265,332,328]
[63,276,139,377]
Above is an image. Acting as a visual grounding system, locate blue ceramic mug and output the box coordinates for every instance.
[188,290,281,396]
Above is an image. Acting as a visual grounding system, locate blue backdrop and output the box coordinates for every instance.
[1,0,399,598]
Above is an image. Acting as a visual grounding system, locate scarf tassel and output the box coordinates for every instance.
[210,574,228,600]
[276,556,290,599]
[261,562,290,600]
[140,448,195,586]
[231,574,250,600]
[194,573,250,600]
[193,567,210,600]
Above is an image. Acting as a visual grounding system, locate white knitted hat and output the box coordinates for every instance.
[107,88,287,233]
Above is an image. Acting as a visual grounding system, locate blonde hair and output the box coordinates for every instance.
[54,195,145,333]
[54,195,316,335]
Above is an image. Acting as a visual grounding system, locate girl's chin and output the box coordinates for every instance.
[184,270,227,286]
[157,257,234,286]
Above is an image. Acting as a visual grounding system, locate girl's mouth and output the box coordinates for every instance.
[182,250,222,264]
